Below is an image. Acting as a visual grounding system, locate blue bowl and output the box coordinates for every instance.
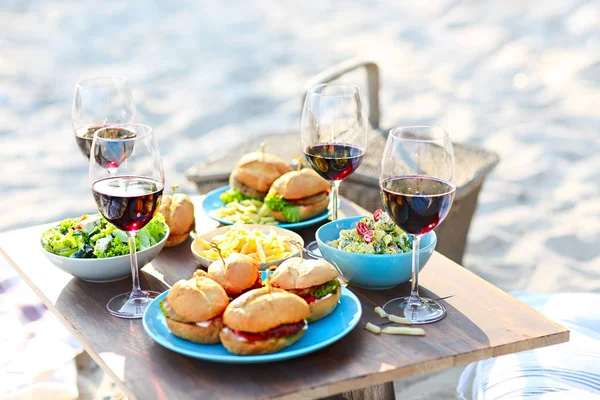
[316,216,437,290]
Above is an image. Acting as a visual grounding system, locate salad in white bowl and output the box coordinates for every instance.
[41,213,167,258]
[40,213,169,282]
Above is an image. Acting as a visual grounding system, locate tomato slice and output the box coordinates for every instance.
[231,320,306,342]
[356,221,369,237]
[303,296,317,304]
[363,230,374,243]
[373,209,383,222]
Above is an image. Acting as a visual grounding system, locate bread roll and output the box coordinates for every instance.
[207,253,260,295]
[234,152,292,193]
[219,325,305,355]
[159,193,195,247]
[269,169,329,200]
[271,257,338,289]
[167,276,229,322]
[223,287,309,333]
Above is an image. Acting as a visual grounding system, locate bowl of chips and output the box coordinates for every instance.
[191,224,303,270]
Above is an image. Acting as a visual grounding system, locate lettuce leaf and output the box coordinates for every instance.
[142,212,167,247]
[220,188,262,204]
[95,237,130,258]
[158,300,168,318]
[43,213,168,259]
[311,279,340,299]
[264,191,300,223]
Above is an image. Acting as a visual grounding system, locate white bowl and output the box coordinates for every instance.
[41,225,169,283]
[191,225,303,270]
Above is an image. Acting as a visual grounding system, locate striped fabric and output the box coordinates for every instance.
[457,292,600,399]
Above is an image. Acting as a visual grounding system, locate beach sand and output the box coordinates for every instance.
[1,0,599,398]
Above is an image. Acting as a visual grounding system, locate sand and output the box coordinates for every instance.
[1,0,599,398]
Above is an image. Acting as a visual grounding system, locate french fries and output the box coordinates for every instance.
[209,200,278,225]
[365,322,382,334]
[381,327,425,336]
[193,224,296,263]
[374,307,412,325]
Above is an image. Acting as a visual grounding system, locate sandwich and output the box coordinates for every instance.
[160,273,229,344]
[158,192,195,247]
[264,169,330,223]
[207,253,262,299]
[222,152,292,203]
[271,257,341,322]
[220,287,310,355]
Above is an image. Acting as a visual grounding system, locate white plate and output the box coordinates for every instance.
[191,224,303,270]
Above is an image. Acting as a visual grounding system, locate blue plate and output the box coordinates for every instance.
[202,185,332,229]
[143,284,362,364]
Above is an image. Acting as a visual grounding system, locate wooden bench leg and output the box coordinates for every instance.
[322,382,395,400]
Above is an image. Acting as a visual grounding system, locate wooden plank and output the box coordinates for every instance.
[0,197,569,400]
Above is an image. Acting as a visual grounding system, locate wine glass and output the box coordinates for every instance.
[301,84,368,257]
[89,124,164,319]
[380,126,455,323]
[73,77,136,158]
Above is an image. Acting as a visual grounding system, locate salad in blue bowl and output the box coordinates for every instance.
[316,211,436,290]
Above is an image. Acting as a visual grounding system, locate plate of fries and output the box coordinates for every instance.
[191,224,304,270]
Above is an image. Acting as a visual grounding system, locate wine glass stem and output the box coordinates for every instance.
[127,231,143,298]
[331,181,340,221]
[409,234,421,303]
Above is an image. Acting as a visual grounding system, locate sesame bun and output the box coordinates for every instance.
[223,287,309,333]
[159,193,195,247]
[271,257,339,290]
[207,253,261,296]
[166,317,223,344]
[309,289,342,322]
[166,276,229,322]
[269,169,329,200]
[219,325,305,355]
[233,152,292,193]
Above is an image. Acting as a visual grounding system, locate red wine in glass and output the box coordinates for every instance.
[92,176,163,232]
[381,176,455,235]
[304,143,365,181]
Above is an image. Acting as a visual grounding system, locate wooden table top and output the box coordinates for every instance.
[0,196,569,400]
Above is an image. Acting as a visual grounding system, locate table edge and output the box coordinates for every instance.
[0,214,571,400]
[277,329,569,399]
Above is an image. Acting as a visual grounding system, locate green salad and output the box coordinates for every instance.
[264,191,300,223]
[220,187,262,204]
[327,209,411,255]
[41,213,167,258]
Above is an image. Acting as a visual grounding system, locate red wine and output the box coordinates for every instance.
[92,176,163,231]
[75,125,136,163]
[304,143,364,181]
[381,176,455,235]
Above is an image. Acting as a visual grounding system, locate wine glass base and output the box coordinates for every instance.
[383,296,446,324]
[107,291,160,319]
[305,241,323,258]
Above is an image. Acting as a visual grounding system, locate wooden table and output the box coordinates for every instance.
[0,197,569,400]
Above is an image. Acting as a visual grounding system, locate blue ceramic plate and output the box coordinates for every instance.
[201,185,332,229]
[143,284,362,363]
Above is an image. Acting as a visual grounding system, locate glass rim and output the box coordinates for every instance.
[76,76,128,88]
[389,126,449,142]
[93,123,153,142]
[307,83,361,97]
